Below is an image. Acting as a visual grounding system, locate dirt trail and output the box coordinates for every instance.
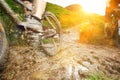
[0,26,120,80]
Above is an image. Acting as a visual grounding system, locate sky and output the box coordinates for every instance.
[45,0,107,15]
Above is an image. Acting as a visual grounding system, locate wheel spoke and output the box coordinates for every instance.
[40,11,62,56]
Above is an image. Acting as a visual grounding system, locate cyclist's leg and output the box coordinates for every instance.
[32,0,47,20]
[18,0,46,32]
[19,0,47,47]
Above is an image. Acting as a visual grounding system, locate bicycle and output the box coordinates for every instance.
[0,0,62,58]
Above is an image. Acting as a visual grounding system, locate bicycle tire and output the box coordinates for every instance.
[0,23,7,70]
[40,11,62,56]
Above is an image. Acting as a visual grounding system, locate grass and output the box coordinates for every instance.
[85,72,113,80]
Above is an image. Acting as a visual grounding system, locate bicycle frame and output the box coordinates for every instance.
[0,0,21,25]
[16,0,33,11]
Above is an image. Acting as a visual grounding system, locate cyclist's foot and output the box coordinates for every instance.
[18,18,43,32]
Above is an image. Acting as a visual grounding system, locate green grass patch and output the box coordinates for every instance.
[85,72,112,80]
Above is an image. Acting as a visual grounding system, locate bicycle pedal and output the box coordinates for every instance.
[42,29,56,38]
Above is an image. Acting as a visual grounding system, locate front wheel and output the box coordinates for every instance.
[0,23,7,71]
[40,11,62,56]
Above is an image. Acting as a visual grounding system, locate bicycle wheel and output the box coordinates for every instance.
[40,11,62,56]
[0,23,7,70]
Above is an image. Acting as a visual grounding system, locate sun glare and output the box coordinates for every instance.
[78,0,107,15]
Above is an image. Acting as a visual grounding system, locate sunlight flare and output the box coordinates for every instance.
[78,0,107,15]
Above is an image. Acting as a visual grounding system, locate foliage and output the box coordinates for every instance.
[46,3,85,28]
[66,4,83,12]
[85,72,113,80]
[5,0,23,13]
[0,0,25,45]
[46,3,74,28]
[5,0,24,21]
[46,3,70,17]
[79,14,105,44]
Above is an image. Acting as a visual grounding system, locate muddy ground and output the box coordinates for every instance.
[0,26,120,80]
